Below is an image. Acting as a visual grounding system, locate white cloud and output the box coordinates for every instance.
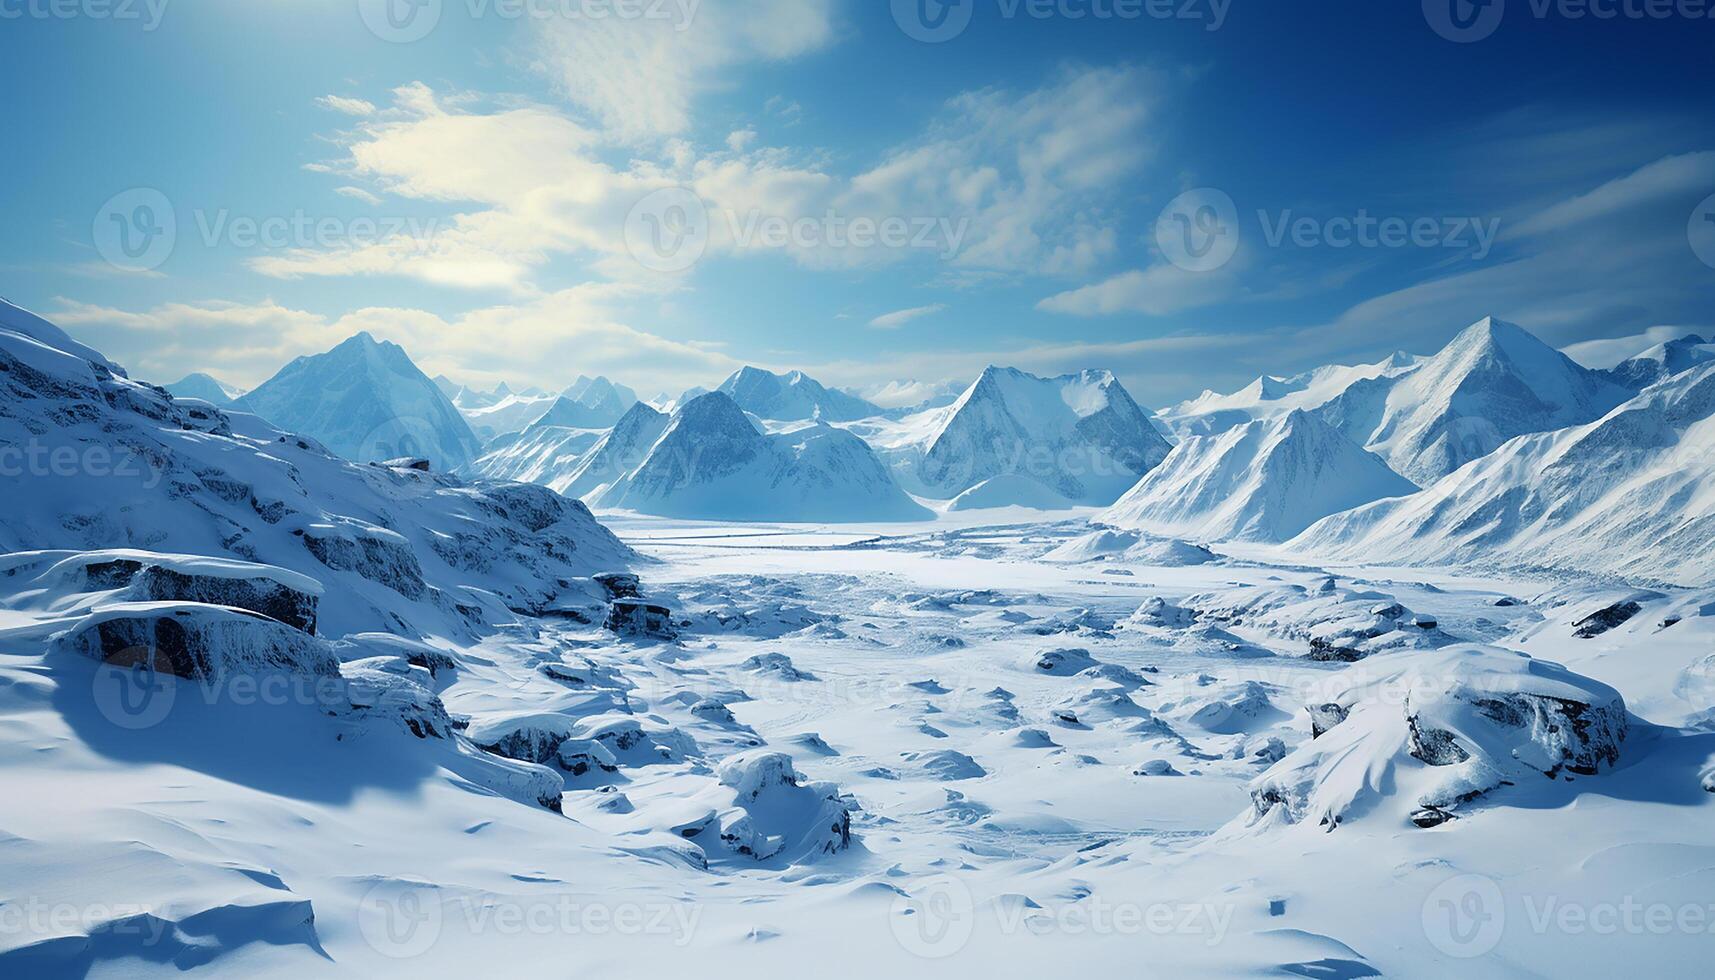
[1037,264,1237,316]
[316,94,377,116]
[48,288,744,395]
[869,304,945,329]
[1507,151,1715,239]
[531,0,837,142]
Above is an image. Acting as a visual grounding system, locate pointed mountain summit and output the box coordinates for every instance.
[244,332,482,470]
[167,372,248,409]
[1295,360,1715,587]
[1101,409,1417,542]
[716,366,882,422]
[591,392,929,521]
[913,366,1173,505]
[1599,334,1715,390]
[1317,316,1633,486]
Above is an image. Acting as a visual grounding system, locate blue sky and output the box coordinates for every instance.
[3,0,1713,405]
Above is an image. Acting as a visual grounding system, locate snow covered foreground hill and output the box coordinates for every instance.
[1293,360,1715,587]
[243,332,483,471]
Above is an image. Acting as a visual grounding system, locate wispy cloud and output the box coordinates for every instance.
[869,304,945,329]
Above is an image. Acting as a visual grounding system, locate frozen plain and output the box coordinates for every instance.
[4,507,1711,978]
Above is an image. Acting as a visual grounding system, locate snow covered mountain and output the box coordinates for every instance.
[1597,333,1715,389]
[463,400,670,501]
[244,333,483,471]
[0,298,634,636]
[1315,317,1633,487]
[716,366,881,422]
[552,401,670,500]
[591,393,929,521]
[459,390,560,443]
[166,372,248,409]
[900,366,1173,506]
[562,375,639,424]
[1292,360,1715,587]
[1159,352,1419,439]
[1101,409,1417,542]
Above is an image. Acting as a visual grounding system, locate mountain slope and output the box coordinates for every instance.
[1160,353,1419,439]
[717,367,881,422]
[910,367,1173,505]
[1317,317,1632,486]
[244,333,482,471]
[1598,334,1715,390]
[0,298,633,637]
[1101,409,1417,542]
[592,393,929,521]
[1292,361,1715,587]
[166,372,248,409]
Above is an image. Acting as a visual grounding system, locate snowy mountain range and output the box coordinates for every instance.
[716,366,881,422]
[1293,360,1715,587]
[590,392,930,522]
[899,366,1174,506]
[1165,317,1636,488]
[244,333,484,471]
[1597,333,1715,390]
[1101,409,1418,542]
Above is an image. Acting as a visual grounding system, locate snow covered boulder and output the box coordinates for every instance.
[1184,581,1454,661]
[605,599,676,639]
[1245,646,1627,832]
[57,603,341,682]
[711,751,852,861]
[56,552,324,636]
[1030,647,1099,676]
[338,658,453,739]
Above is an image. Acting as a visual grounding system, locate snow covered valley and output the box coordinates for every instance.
[4,511,1713,977]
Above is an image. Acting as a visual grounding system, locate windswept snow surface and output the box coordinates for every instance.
[1100,409,1417,542]
[244,332,483,471]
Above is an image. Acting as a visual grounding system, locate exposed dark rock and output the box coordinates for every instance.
[1573,600,1643,639]
[606,599,675,639]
